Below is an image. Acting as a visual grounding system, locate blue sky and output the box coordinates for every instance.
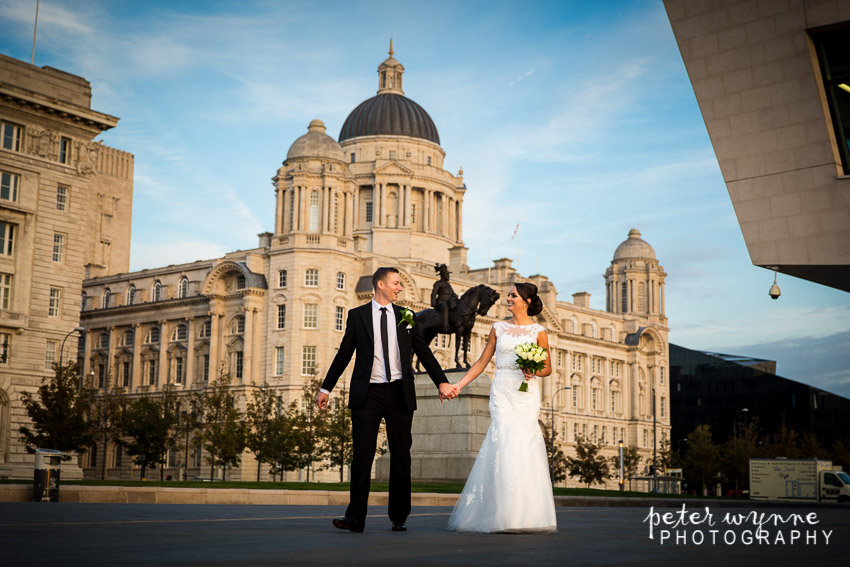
[2,0,848,396]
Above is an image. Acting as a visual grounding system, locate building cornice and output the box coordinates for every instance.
[0,85,118,131]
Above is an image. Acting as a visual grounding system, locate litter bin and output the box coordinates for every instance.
[33,448,62,502]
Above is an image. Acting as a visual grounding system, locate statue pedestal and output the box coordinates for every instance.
[375,370,491,483]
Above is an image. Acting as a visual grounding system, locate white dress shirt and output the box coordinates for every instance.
[370,299,402,383]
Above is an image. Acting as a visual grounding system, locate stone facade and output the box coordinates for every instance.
[664,0,850,292]
[0,54,133,478]
[77,48,671,487]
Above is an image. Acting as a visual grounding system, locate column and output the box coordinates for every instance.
[158,322,169,389]
[321,186,329,234]
[275,187,283,234]
[376,183,384,227]
[82,329,93,379]
[399,184,407,227]
[298,186,305,231]
[106,327,116,389]
[628,362,637,420]
[243,306,254,382]
[185,317,195,388]
[425,189,432,233]
[346,191,353,235]
[132,323,142,391]
[660,282,665,316]
[456,199,462,241]
[209,310,220,380]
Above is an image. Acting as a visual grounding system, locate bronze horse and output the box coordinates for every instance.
[414,284,500,370]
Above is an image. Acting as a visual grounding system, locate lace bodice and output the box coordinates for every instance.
[493,321,546,371]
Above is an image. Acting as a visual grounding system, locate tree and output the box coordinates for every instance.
[193,369,246,481]
[116,395,173,480]
[566,435,610,488]
[293,376,326,482]
[88,373,125,480]
[319,388,353,482]
[540,421,568,484]
[19,361,94,460]
[171,398,199,481]
[720,422,759,491]
[761,426,801,459]
[682,424,720,495]
[609,445,642,490]
[245,387,281,482]
[266,402,303,481]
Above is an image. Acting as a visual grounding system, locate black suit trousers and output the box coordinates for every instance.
[346,380,413,525]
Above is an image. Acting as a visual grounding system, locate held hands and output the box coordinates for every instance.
[438,382,458,402]
[522,369,536,381]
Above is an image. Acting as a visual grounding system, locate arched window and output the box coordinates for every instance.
[232,316,245,334]
[146,326,161,344]
[336,272,345,291]
[98,333,110,349]
[172,324,187,341]
[126,285,136,305]
[152,281,162,302]
[570,316,578,334]
[199,320,211,338]
[309,190,320,232]
[178,277,189,298]
[590,320,598,339]
[81,292,87,311]
[102,288,111,309]
[122,329,135,346]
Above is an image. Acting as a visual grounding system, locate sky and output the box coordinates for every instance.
[1,0,848,396]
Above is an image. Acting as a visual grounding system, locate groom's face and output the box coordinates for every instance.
[377,272,403,303]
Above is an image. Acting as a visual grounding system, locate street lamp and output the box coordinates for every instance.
[549,386,572,483]
[59,326,85,365]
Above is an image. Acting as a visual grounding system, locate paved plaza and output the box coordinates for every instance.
[0,503,847,566]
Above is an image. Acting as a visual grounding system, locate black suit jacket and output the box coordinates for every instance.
[322,302,448,411]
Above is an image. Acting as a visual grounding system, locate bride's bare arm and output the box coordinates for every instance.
[454,328,497,392]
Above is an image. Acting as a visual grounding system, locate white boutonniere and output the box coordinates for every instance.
[398,308,415,330]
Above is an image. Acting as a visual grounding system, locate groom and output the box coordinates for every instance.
[317,267,455,532]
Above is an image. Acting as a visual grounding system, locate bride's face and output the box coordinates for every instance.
[506,286,529,315]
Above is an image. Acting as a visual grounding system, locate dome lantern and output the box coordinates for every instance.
[377,39,404,95]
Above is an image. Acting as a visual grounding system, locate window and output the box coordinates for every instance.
[660,366,665,385]
[301,346,316,375]
[278,269,287,288]
[309,190,319,232]
[814,27,850,173]
[590,320,598,339]
[591,387,598,410]
[48,288,61,317]
[365,201,373,223]
[203,354,210,382]
[638,282,646,312]
[101,288,111,309]
[173,324,187,341]
[53,186,68,212]
[59,137,71,164]
[126,285,136,305]
[236,274,246,289]
[146,326,161,344]
[333,193,339,233]
[1,121,22,152]
[0,273,12,309]
[178,277,189,298]
[336,272,345,290]
[89,445,97,468]
[152,281,162,301]
[277,304,286,330]
[233,350,245,378]
[175,357,183,384]
[98,333,109,349]
[661,396,666,418]
[233,316,245,334]
[97,363,106,388]
[274,346,285,376]
[305,268,318,287]
[0,332,9,363]
[288,190,294,229]
[304,304,317,328]
[122,329,134,346]
[199,320,211,338]
[570,317,578,334]
[45,340,57,370]
[571,354,582,372]
[0,221,14,256]
[148,359,157,385]
[612,361,621,378]
[411,203,416,225]
[350,153,356,163]
[388,150,396,160]
[52,234,65,263]
[427,156,432,166]
[81,292,87,311]
[1,171,20,202]
[611,390,617,413]
[335,306,344,331]
[609,325,616,342]
[114,446,123,468]
[621,282,628,312]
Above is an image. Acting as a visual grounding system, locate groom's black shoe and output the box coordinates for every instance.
[333,516,364,532]
[391,521,407,532]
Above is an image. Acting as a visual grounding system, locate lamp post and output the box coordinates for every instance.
[549,386,572,483]
[733,408,749,497]
[60,326,85,365]
[652,386,657,493]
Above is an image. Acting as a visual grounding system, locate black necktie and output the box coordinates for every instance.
[380,307,392,382]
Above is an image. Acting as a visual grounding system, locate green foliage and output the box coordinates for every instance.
[610,445,642,490]
[88,374,125,480]
[292,377,326,482]
[720,422,759,489]
[193,369,246,481]
[265,402,303,480]
[19,362,94,459]
[245,387,287,481]
[682,424,720,494]
[319,389,353,482]
[566,435,610,488]
[540,421,568,484]
[116,395,174,480]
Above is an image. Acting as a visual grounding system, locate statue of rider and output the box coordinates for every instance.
[431,263,458,333]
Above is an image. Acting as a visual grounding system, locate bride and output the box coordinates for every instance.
[447,282,557,533]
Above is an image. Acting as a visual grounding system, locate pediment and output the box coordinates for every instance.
[374,162,415,177]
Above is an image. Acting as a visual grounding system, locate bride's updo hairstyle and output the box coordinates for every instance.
[514,282,543,317]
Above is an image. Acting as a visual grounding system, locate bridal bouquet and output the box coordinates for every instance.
[514,342,548,392]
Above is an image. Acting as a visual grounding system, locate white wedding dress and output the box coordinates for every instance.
[448,321,557,533]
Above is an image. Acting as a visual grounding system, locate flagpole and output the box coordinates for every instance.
[31,0,40,65]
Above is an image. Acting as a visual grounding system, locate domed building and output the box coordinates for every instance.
[78,46,670,489]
